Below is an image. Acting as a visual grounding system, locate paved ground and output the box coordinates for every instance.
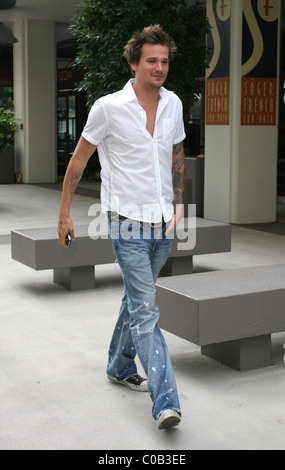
[1,182,285,450]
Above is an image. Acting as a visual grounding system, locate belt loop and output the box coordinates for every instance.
[150,220,163,228]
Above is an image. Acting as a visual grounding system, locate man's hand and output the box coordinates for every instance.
[57,137,97,247]
[57,216,75,247]
[165,204,184,237]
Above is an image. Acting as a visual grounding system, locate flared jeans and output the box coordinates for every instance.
[106,219,181,421]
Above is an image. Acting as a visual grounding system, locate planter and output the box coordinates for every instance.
[0,145,15,183]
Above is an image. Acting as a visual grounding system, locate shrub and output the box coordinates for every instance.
[0,107,18,153]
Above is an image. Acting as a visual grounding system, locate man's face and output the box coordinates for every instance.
[131,43,169,90]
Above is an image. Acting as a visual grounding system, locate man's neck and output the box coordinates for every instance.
[132,80,161,106]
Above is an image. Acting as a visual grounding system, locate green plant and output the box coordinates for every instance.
[0,107,18,153]
[70,0,210,119]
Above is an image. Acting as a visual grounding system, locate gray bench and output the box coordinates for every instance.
[11,217,231,291]
[156,264,285,371]
[159,217,231,276]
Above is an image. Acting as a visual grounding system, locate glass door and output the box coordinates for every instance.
[57,92,77,176]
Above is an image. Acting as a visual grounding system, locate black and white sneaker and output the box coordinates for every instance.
[107,374,148,392]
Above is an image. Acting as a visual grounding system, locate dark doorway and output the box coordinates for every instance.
[57,92,77,176]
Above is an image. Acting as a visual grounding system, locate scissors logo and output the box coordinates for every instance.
[242,0,278,77]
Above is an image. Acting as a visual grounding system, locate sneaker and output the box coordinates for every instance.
[107,373,148,392]
[157,410,181,430]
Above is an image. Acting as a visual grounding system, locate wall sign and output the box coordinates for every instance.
[206,0,231,125]
[241,0,279,126]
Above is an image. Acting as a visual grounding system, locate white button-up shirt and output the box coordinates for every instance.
[82,79,186,223]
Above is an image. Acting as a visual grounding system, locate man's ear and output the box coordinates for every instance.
[130,62,137,74]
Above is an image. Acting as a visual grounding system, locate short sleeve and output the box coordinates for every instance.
[173,97,186,145]
[81,100,108,146]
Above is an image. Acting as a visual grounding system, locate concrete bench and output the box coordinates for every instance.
[11,217,231,291]
[156,264,285,371]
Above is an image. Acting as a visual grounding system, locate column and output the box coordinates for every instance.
[13,19,56,183]
[204,0,280,224]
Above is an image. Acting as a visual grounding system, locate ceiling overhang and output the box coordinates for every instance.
[0,0,16,10]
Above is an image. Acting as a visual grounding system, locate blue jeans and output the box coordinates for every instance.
[107,219,181,421]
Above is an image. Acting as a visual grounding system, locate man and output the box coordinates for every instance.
[58,24,186,430]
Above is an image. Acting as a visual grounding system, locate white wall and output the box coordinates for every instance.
[236,126,278,224]
[13,19,57,183]
[204,0,280,224]
[204,127,231,223]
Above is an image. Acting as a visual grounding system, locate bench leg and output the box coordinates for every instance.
[53,266,95,291]
[201,335,272,371]
[159,256,193,277]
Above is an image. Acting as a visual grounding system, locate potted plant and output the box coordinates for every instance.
[0,107,18,183]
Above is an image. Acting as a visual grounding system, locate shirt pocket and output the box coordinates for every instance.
[162,118,176,144]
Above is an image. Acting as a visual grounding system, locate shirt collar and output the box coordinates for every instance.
[122,79,173,104]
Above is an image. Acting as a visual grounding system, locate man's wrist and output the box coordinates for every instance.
[58,205,70,218]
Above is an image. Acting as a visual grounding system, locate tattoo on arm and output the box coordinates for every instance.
[69,168,84,197]
[172,141,185,207]
[173,141,183,154]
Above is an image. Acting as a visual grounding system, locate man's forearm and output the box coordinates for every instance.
[172,141,185,208]
[59,157,86,217]
[58,137,97,217]
[164,141,185,236]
